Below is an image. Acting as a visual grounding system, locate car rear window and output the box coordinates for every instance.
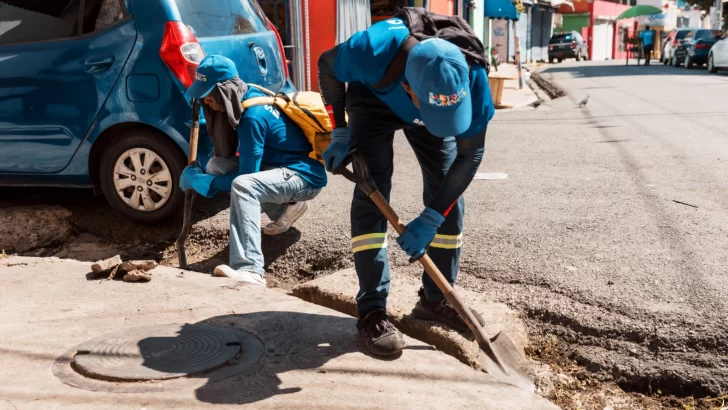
[693,30,713,40]
[0,0,80,45]
[550,34,573,44]
[676,30,690,40]
[174,0,268,37]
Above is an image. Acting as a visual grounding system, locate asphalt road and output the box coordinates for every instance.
[3,60,727,399]
[474,60,728,397]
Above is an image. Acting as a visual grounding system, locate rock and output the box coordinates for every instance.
[135,260,158,271]
[119,260,158,272]
[0,206,73,253]
[91,255,122,274]
[122,270,152,282]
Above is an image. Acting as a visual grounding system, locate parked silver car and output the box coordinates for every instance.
[662,28,693,65]
[708,32,728,73]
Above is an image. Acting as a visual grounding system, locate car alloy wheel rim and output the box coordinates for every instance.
[113,148,173,212]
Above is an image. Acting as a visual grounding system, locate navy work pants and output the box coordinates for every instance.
[346,84,465,317]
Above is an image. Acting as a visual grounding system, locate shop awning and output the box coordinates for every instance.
[550,0,575,11]
[484,0,520,21]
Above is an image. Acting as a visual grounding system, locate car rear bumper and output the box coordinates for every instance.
[549,50,577,59]
[689,50,710,63]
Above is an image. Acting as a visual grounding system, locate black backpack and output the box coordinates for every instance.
[372,7,489,89]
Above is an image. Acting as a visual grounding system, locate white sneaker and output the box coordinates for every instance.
[263,201,309,236]
[213,264,266,286]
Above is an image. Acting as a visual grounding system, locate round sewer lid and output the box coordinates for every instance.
[73,324,242,381]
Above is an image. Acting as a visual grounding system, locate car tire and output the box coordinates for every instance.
[558,58,563,63]
[708,54,717,73]
[99,129,186,225]
[575,51,581,61]
[549,57,554,64]
[671,55,679,67]
[685,54,693,69]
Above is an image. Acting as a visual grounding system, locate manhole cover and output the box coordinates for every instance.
[72,324,242,381]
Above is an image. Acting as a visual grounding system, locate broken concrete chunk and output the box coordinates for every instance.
[118,261,136,272]
[135,260,158,271]
[123,270,152,282]
[91,255,122,273]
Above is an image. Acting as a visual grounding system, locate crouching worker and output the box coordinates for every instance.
[180,55,327,286]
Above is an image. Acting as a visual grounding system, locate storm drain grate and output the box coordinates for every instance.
[72,324,243,382]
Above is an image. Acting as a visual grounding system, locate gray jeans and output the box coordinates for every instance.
[206,157,321,275]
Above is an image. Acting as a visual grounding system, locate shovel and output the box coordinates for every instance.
[335,151,535,392]
[176,98,201,269]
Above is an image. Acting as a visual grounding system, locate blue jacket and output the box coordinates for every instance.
[210,87,327,192]
[333,18,494,138]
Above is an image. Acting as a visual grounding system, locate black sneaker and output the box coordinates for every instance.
[412,288,485,333]
[356,309,405,356]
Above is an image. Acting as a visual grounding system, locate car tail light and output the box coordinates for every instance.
[696,43,711,49]
[570,43,576,49]
[673,39,678,47]
[159,21,205,88]
[267,18,290,79]
[549,45,553,50]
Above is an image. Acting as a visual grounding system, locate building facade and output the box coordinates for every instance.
[557,0,635,60]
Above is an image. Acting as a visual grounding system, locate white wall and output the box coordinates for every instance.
[470,0,485,42]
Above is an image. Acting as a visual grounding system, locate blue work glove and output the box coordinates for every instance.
[396,207,446,259]
[179,165,217,198]
[323,127,351,172]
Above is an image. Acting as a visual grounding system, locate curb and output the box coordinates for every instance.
[530,71,566,100]
[292,268,530,373]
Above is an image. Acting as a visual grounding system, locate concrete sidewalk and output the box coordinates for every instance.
[490,63,539,110]
[0,256,558,410]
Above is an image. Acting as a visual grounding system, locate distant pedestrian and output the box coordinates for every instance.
[640,26,656,66]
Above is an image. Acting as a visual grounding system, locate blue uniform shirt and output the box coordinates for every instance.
[640,30,655,46]
[210,87,327,192]
[333,18,495,138]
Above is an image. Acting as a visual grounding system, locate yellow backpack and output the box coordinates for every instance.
[242,84,331,164]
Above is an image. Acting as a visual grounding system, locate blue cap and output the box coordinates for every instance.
[405,39,472,137]
[184,55,239,100]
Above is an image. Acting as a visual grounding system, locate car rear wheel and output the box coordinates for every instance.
[575,51,581,61]
[549,57,555,64]
[685,55,693,69]
[708,54,717,73]
[671,55,679,67]
[99,129,185,225]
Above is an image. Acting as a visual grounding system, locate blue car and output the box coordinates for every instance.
[0,0,291,224]
[672,29,722,68]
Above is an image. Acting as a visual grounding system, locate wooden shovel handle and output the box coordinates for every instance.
[187,99,201,165]
[369,191,499,357]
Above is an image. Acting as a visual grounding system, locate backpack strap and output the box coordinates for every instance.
[248,83,292,104]
[242,96,277,109]
[371,36,419,90]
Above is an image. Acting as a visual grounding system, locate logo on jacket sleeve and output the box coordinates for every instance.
[428,89,467,107]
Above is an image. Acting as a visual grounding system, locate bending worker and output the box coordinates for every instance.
[318,15,494,356]
[180,55,326,286]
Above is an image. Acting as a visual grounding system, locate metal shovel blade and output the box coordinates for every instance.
[476,331,535,392]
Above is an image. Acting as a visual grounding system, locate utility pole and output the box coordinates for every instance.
[514,21,523,89]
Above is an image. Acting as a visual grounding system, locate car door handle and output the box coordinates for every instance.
[84,56,115,73]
